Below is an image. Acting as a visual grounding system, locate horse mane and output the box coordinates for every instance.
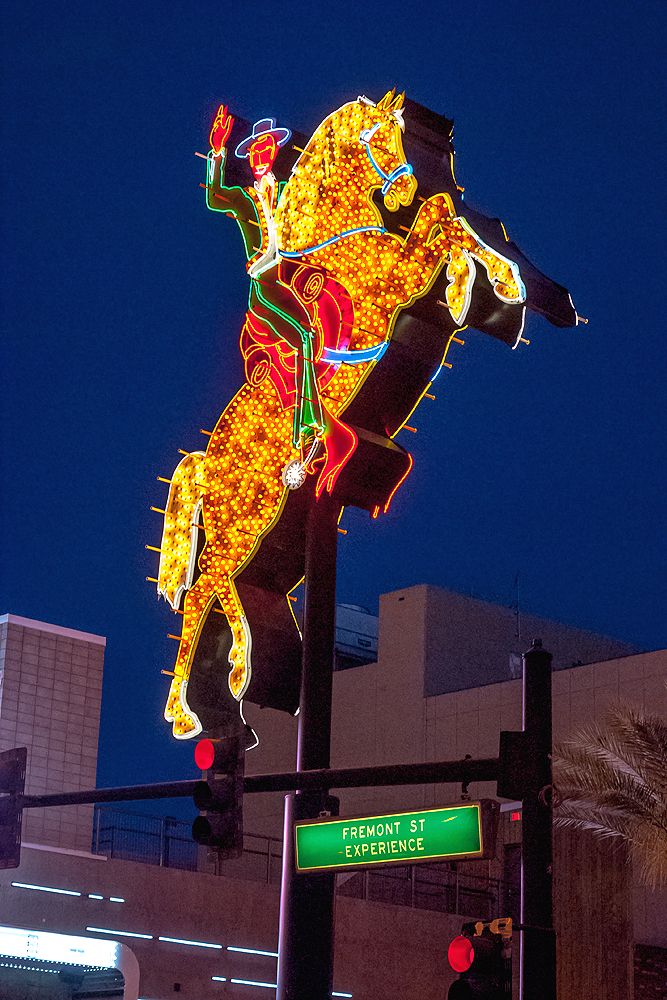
[275,94,403,252]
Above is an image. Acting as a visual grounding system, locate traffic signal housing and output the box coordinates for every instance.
[192,737,244,859]
[0,747,27,870]
[447,918,512,999]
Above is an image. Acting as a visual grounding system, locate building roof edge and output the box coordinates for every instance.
[0,614,107,646]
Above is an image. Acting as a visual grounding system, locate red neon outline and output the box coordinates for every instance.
[383,451,414,514]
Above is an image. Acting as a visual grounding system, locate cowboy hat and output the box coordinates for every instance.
[234,118,292,159]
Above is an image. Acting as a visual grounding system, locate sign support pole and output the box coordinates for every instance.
[520,640,556,1000]
[277,490,340,1000]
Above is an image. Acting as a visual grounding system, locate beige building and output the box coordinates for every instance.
[0,613,104,852]
[243,583,642,836]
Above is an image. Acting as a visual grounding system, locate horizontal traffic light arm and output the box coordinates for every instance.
[19,755,499,808]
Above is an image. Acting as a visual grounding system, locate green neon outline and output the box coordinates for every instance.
[249,280,324,445]
[205,151,264,260]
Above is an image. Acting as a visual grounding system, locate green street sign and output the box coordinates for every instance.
[294,800,498,873]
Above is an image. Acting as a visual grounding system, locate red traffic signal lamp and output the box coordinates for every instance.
[0,747,27,870]
[448,934,475,974]
[447,919,512,999]
[192,737,244,859]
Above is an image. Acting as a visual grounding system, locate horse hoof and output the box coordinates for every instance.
[171,711,201,740]
[228,664,248,700]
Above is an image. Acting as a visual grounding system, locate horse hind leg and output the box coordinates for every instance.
[164,573,218,739]
[216,575,252,701]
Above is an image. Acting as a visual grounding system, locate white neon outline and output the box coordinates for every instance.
[229,614,253,701]
[11,882,80,897]
[510,305,527,350]
[109,897,125,903]
[157,451,205,611]
[227,946,279,958]
[212,976,228,982]
[445,250,477,326]
[237,699,260,751]
[248,172,280,279]
[231,979,278,989]
[359,122,381,144]
[458,217,526,304]
[88,894,104,900]
[568,291,580,325]
[86,926,153,940]
[357,93,404,130]
[159,935,223,950]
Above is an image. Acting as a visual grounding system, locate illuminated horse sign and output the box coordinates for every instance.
[153,91,578,741]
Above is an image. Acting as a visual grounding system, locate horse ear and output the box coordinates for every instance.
[377,88,396,111]
[391,91,405,111]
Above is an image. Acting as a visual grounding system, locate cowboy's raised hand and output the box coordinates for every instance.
[210,104,234,155]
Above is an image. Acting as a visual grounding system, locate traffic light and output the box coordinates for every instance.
[192,737,244,859]
[0,747,27,870]
[447,918,512,999]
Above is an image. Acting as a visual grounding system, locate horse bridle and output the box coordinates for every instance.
[359,122,413,196]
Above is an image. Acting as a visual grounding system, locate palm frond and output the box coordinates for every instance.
[553,697,667,887]
[559,717,660,795]
[603,705,667,792]
[555,748,661,822]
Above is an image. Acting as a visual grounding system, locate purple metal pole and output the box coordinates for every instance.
[277,490,340,1000]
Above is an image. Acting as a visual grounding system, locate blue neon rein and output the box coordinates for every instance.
[363,142,414,195]
[279,226,386,258]
[358,123,414,195]
[321,341,388,365]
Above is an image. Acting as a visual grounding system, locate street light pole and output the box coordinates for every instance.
[520,639,556,1000]
[277,490,340,1000]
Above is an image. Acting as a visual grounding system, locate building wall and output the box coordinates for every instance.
[419,584,638,695]
[554,828,634,1000]
[0,844,466,1000]
[245,586,660,837]
[0,614,105,852]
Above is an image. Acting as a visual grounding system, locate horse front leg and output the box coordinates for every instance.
[407,194,525,305]
[398,193,461,299]
[164,573,218,738]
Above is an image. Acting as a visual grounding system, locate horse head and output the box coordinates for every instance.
[356,88,417,212]
[276,89,417,251]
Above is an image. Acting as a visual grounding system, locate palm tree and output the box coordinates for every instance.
[553,700,667,888]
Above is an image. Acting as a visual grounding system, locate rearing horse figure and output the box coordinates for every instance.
[157,91,526,739]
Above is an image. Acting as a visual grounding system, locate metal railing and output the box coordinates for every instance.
[92,806,519,920]
[93,806,199,871]
[337,863,519,921]
[92,806,283,881]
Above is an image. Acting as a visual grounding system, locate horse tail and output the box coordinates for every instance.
[157,451,206,610]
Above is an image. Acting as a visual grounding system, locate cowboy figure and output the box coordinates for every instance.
[206,106,327,459]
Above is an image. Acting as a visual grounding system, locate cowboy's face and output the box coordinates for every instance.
[249,134,278,179]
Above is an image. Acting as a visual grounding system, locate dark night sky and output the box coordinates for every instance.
[2,0,665,798]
